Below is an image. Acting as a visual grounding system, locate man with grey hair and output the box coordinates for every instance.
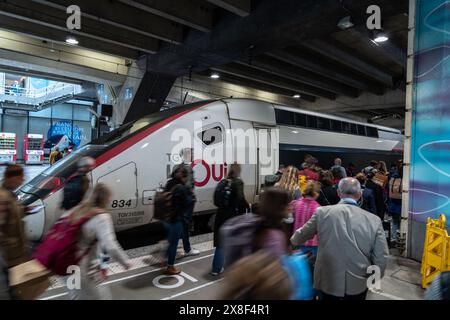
[291,177,389,300]
[330,158,347,180]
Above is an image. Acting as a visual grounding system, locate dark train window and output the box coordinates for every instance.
[350,123,358,134]
[295,113,307,127]
[275,109,294,126]
[331,120,342,132]
[307,115,317,129]
[366,126,379,138]
[198,126,223,146]
[342,122,351,134]
[357,125,366,136]
[317,117,330,130]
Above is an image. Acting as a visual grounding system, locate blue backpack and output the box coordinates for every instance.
[281,252,315,300]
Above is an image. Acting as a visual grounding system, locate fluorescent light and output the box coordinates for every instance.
[65,36,79,45]
[374,33,389,43]
[292,130,299,134]
[376,140,383,143]
[293,94,301,99]
[210,73,220,79]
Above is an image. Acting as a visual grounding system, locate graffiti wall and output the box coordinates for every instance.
[410,0,450,258]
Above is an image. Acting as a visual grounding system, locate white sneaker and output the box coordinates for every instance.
[184,248,201,256]
[211,268,224,276]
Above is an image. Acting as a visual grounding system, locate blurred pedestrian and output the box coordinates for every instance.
[211,163,249,276]
[316,170,340,206]
[0,165,29,268]
[61,157,95,212]
[388,161,403,243]
[330,158,347,179]
[355,173,377,215]
[292,181,321,257]
[49,147,62,165]
[172,148,200,257]
[62,148,70,158]
[346,163,356,178]
[219,252,292,300]
[163,166,195,275]
[299,156,320,181]
[275,166,301,200]
[365,168,385,220]
[65,184,130,300]
[425,271,450,300]
[291,178,389,300]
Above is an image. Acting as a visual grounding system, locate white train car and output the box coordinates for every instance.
[17,99,403,240]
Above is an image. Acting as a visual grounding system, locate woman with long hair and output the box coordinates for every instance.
[316,170,340,206]
[254,188,292,259]
[275,166,301,200]
[66,183,130,300]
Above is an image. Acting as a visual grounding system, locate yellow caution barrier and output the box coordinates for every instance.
[421,214,450,288]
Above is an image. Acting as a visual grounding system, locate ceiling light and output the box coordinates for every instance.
[337,16,354,30]
[210,73,220,79]
[293,94,301,99]
[65,36,79,45]
[373,31,389,43]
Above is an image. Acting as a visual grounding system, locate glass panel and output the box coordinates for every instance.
[307,115,317,129]
[350,123,358,134]
[331,120,342,132]
[357,125,366,136]
[295,113,307,127]
[317,117,330,130]
[275,109,294,126]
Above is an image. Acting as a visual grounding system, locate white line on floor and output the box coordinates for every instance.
[161,279,224,300]
[369,289,405,300]
[40,254,215,300]
[180,272,198,283]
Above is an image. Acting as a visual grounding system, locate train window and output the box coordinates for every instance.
[366,126,379,138]
[357,125,366,136]
[350,123,358,135]
[317,117,330,130]
[275,109,294,126]
[331,120,342,132]
[198,126,223,146]
[307,115,317,129]
[295,113,307,127]
[342,122,351,134]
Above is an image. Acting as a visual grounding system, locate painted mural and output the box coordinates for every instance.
[411,0,450,222]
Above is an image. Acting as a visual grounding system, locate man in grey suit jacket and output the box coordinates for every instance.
[291,178,389,300]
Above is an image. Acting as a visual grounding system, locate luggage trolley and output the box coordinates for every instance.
[0,132,17,164]
[25,134,44,165]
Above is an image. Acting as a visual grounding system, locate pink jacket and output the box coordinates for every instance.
[292,198,320,247]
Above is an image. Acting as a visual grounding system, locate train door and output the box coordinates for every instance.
[191,104,230,212]
[254,126,279,197]
[229,120,257,204]
[96,162,139,226]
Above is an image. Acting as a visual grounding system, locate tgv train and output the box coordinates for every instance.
[18,99,403,240]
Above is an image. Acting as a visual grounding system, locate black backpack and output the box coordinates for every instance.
[213,179,232,208]
[153,185,177,221]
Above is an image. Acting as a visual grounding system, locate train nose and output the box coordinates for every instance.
[23,199,46,241]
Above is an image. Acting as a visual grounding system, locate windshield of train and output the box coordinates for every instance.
[19,145,105,199]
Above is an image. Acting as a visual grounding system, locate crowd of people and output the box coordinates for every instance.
[0,150,435,301]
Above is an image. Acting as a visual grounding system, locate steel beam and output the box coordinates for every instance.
[206,0,251,17]
[117,0,214,33]
[33,0,184,43]
[0,15,142,60]
[236,56,360,97]
[211,63,336,100]
[301,39,394,87]
[0,0,159,56]
[266,49,385,95]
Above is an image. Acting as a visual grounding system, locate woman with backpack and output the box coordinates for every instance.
[65,183,130,300]
[211,164,249,276]
[316,170,340,206]
[163,166,195,275]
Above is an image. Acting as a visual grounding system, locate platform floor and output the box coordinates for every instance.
[38,234,425,301]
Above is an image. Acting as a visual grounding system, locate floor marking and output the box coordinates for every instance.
[161,279,224,300]
[40,254,214,300]
[369,289,405,300]
[180,272,198,283]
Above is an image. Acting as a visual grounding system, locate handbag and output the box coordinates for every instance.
[9,259,51,300]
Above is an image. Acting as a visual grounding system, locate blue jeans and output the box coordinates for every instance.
[212,247,224,273]
[181,221,192,253]
[165,220,183,266]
